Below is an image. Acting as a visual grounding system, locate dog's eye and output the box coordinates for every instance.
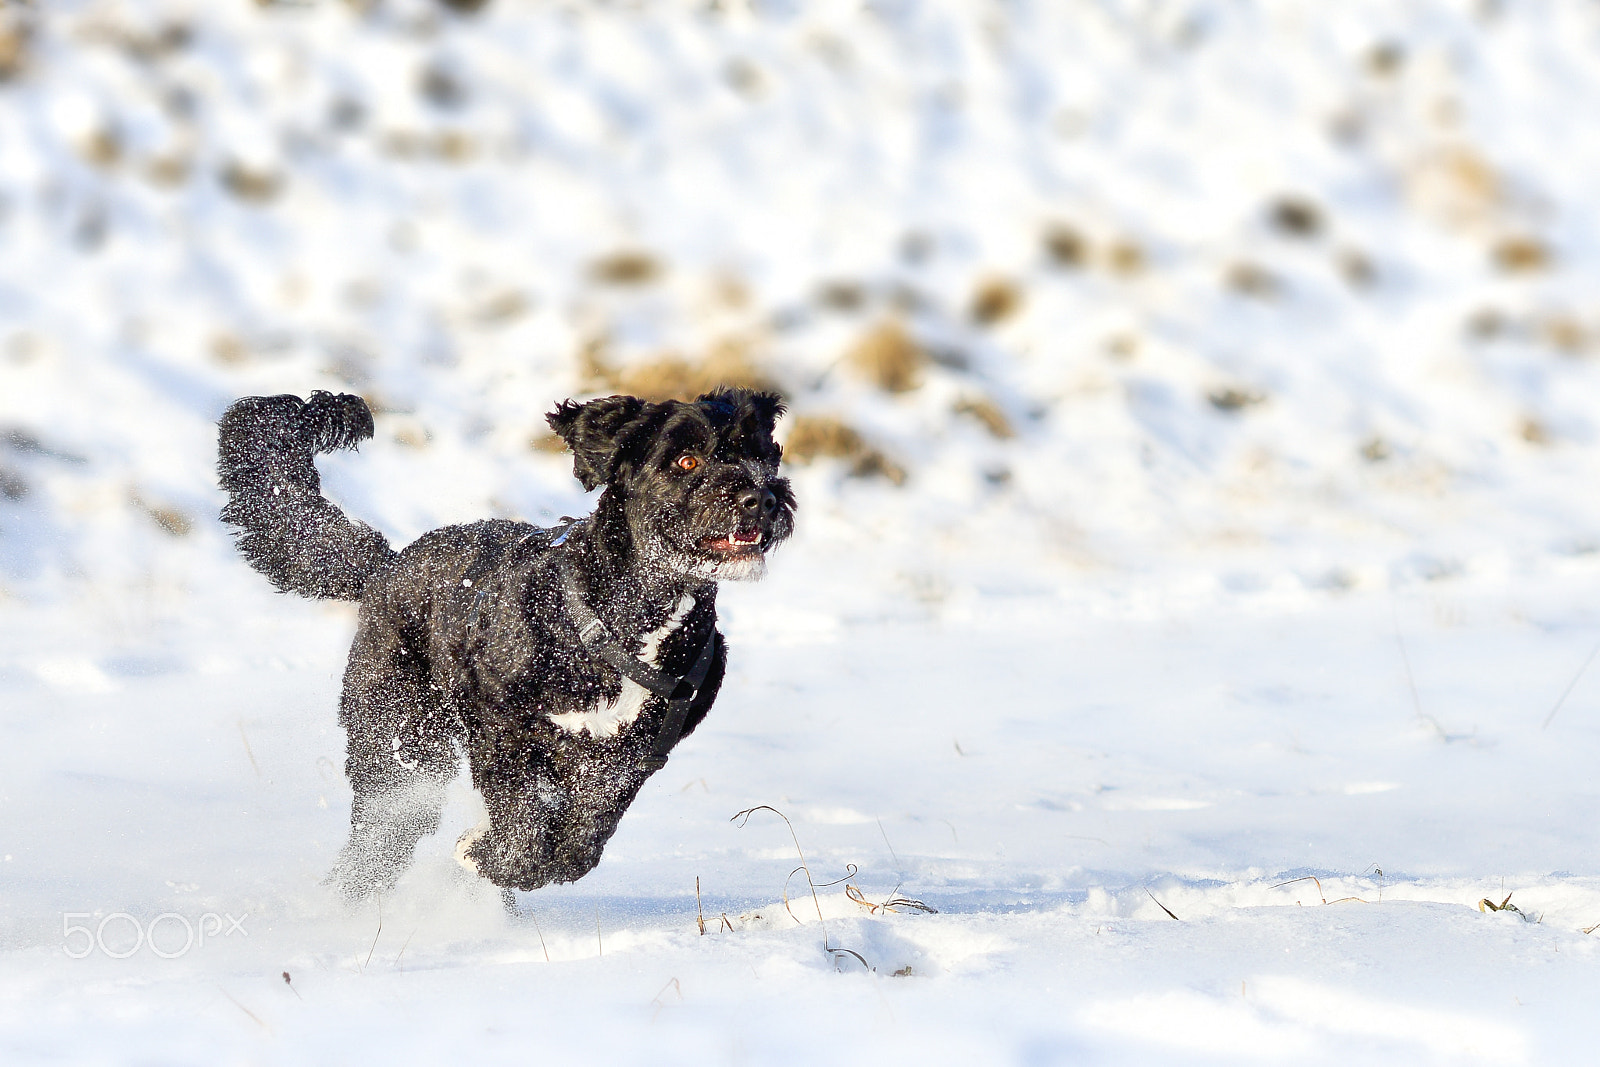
[675,454,700,472]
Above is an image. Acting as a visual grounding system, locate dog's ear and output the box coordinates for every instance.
[546,395,648,490]
[746,391,786,437]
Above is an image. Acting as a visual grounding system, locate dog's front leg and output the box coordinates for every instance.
[463,754,650,891]
[460,759,566,891]
[543,759,653,883]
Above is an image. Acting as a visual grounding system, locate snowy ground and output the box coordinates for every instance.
[7,571,1600,1064]
[5,0,1600,1062]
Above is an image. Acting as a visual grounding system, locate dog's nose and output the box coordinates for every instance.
[739,488,778,519]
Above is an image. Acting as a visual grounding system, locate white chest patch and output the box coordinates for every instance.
[547,594,697,738]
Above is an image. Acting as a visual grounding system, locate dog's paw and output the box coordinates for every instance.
[324,833,410,903]
[321,856,380,905]
[453,820,490,878]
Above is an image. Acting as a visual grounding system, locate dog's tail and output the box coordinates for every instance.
[217,391,396,601]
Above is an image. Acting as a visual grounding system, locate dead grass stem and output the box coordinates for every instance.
[1271,874,1370,906]
[1145,888,1180,920]
[732,805,873,972]
[1542,639,1600,729]
[649,978,683,1022]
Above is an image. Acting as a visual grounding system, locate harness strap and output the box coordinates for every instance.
[549,516,583,547]
[559,560,719,772]
[641,630,719,769]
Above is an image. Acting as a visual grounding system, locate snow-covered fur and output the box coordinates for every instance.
[216,391,396,601]
[217,389,795,897]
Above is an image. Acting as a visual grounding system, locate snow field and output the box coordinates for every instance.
[5,0,1600,1061]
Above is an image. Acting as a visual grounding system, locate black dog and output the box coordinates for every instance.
[217,389,794,897]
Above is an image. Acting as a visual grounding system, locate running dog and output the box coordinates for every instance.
[217,389,794,897]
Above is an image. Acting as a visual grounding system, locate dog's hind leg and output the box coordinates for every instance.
[327,621,458,901]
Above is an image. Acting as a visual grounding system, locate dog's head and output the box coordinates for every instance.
[547,388,796,581]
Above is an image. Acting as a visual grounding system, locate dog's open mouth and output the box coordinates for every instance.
[699,527,764,557]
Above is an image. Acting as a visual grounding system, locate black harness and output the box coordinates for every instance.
[558,559,720,772]
[457,517,720,772]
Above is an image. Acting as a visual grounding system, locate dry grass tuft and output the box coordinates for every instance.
[1465,309,1590,355]
[1492,235,1551,273]
[1518,416,1551,446]
[1338,248,1376,287]
[528,431,567,454]
[80,18,192,62]
[1105,240,1145,276]
[79,127,122,169]
[1208,386,1267,413]
[1269,196,1323,238]
[418,64,468,109]
[590,250,663,286]
[844,883,937,916]
[144,152,192,188]
[1478,892,1538,922]
[1367,41,1405,76]
[1226,262,1281,299]
[391,420,432,450]
[816,280,866,312]
[1043,224,1144,275]
[1538,314,1587,355]
[783,415,906,485]
[612,355,723,401]
[469,290,529,328]
[381,130,477,163]
[708,274,750,310]
[1408,146,1500,227]
[953,395,1014,439]
[0,15,32,83]
[220,162,284,203]
[969,276,1024,326]
[731,805,875,973]
[848,450,907,486]
[846,319,926,393]
[1105,333,1140,361]
[131,491,193,537]
[1043,223,1088,268]
[209,333,249,366]
[782,415,863,463]
[583,337,778,403]
[1465,308,1505,339]
[1361,436,1392,462]
[723,58,763,97]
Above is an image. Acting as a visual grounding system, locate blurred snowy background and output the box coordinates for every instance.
[6,0,1600,612]
[5,1,1600,1062]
